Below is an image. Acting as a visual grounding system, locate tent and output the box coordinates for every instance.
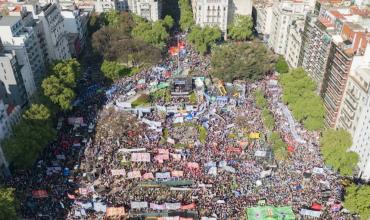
[311,203,322,211]
[246,206,295,220]
[287,146,295,152]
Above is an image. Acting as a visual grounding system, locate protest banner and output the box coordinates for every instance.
[131,153,151,162]
[127,171,141,179]
[111,169,126,176]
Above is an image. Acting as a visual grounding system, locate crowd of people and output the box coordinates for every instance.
[4,34,350,220]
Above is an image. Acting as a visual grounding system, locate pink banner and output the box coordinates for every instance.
[127,171,141,179]
[171,170,184,177]
[131,153,151,162]
[142,172,154,179]
[158,149,169,154]
[187,162,200,169]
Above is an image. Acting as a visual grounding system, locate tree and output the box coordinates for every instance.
[320,129,358,176]
[268,132,288,161]
[101,60,130,81]
[92,26,161,66]
[42,59,80,110]
[344,184,370,219]
[275,56,289,73]
[178,0,194,32]
[228,15,253,41]
[211,42,276,82]
[187,25,222,55]
[23,104,50,121]
[279,68,325,130]
[131,20,169,49]
[163,15,174,30]
[3,119,56,169]
[0,187,17,219]
[103,10,120,27]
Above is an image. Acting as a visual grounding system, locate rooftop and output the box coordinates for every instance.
[0,16,20,26]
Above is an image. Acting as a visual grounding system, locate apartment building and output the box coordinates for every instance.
[0,16,41,97]
[191,0,252,34]
[254,0,274,41]
[285,19,305,68]
[0,48,28,107]
[37,3,71,61]
[61,7,89,56]
[301,3,370,127]
[336,44,370,180]
[267,0,311,55]
[192,0,229,33]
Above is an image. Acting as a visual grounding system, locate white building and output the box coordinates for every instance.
[0,16,40,97]
[0,49,28,107]
[284,19,304,68]
[228,0,252,23]
[61,8,89,56]
[267,0,311,55]
[254,0,274,41]
[95,0,116,12]
[37,3,71,62]
[336,44,370,180]
[192,0,229,33]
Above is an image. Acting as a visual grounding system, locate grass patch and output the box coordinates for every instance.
[198,125,207,144]
[189,92,197,105]
[132,94,150,107]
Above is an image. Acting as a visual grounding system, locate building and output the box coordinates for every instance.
[301,4,370,127]
[228,0,253,23]
[285,19,305,68]
[267,0,311,55]
[95,0,116,12]
[61,7,89,56]
[254,0,274,42]
[0,15,42,97]
[336,44,370,180]
[0,48,28,107]
[192,0,229,33]
[37,3,71,62]
[126,0,162,21]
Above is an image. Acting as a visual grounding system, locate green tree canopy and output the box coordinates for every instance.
[42,59,80,110]
[101,60,131,81]
[163,15,174,30]
[268,132,288,161]
[343,184,370,219]
[23,104,50,121]
[320,129,358,176]
[275,56,289,73]
[279,68,325,130]
[187,25,222,55]
[0,187,17,219]
[228,15,253,41]
[132,20,169,49]
[178,0,194,32]
[103,10,120,27]
[211,42,276,82]
[3,118,56,169]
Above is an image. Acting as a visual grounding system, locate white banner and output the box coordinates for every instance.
[127,171,141,179]
[111,169,126,176]
[130,201,148,209]
[165,203,181,210]
[117,148,146,153]
[156,172,171,179]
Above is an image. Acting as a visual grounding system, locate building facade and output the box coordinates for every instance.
[285,19,305,68]
[192,0,229,33]
[61,8,89,56]
[267,1,311,55]
[254,0,274,42]
[37,3,71,62]
[0,16,41,97]
[0,49,28,107]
